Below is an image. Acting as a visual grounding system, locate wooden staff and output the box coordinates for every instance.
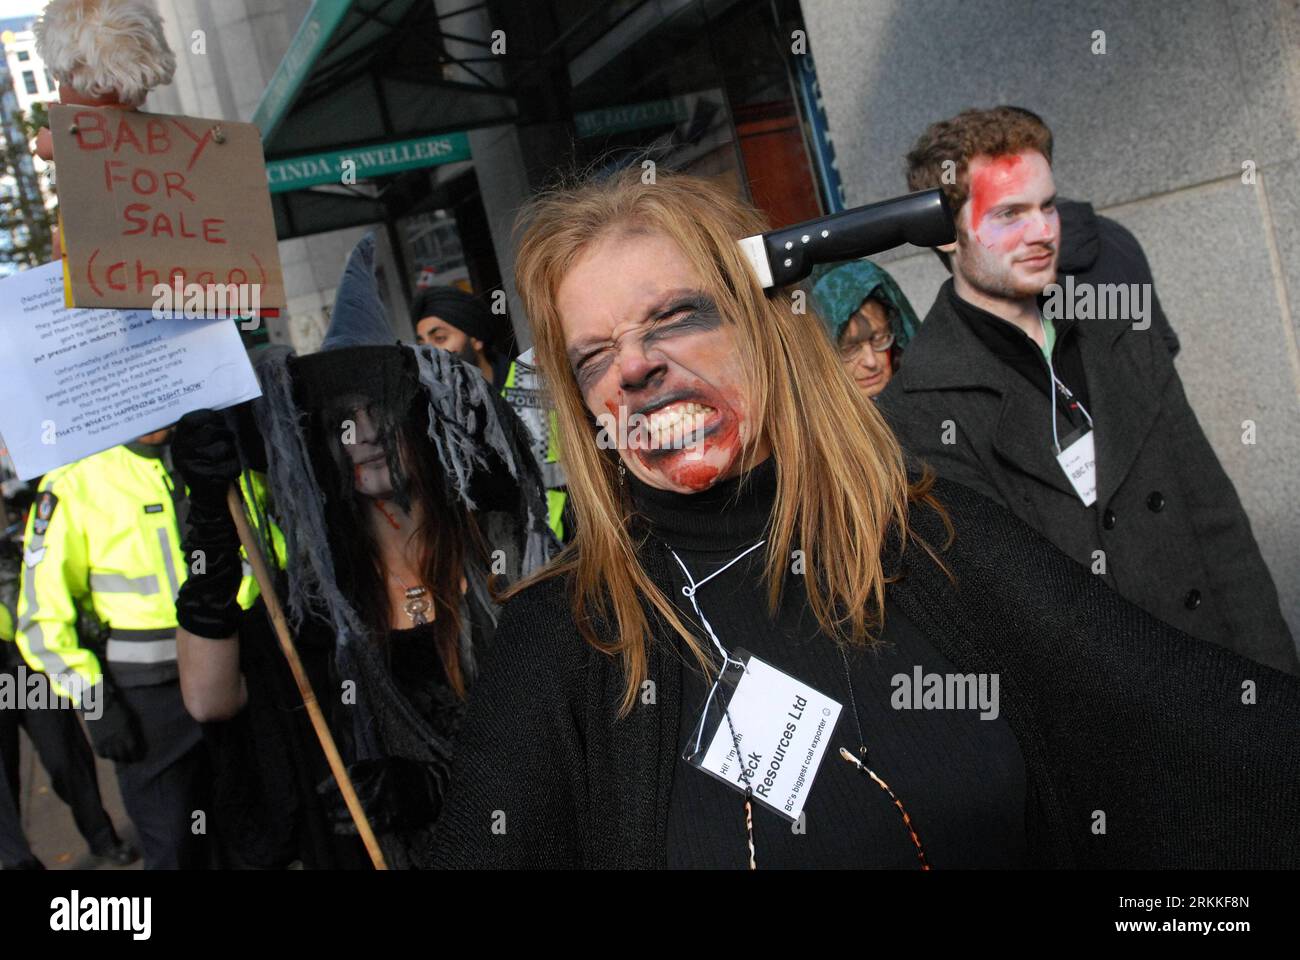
[226,487,388,870]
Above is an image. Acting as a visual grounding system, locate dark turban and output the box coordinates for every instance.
[410,286,494,346]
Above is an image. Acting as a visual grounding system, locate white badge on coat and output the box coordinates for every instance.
[685,649,842,822]
[1056,427,1097,506]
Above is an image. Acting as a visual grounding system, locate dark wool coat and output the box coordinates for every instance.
[876,201,1297,674]
[429,477,1300,869]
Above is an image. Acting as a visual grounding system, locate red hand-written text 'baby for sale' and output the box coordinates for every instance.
[71,110,226,245]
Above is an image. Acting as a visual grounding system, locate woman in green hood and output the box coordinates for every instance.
[810,259,920,400]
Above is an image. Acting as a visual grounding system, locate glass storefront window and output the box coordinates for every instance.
[499,0,826,225]
[400,210,469,292]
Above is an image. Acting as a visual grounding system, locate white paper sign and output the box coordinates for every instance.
[698,652,842,821]
[1056,428,1097,506]
[0,261,261,480]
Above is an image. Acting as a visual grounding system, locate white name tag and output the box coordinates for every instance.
[1056,428,1097,506]
[686,649,842,822]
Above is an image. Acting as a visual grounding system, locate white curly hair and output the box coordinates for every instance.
[35,0,176,106]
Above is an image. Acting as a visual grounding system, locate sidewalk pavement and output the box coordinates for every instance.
[13,726,139,870]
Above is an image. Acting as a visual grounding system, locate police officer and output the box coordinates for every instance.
[15,428,260,868]
[0,484,138,870]
[500,350,570,540]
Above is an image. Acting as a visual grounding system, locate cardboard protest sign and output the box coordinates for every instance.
[50,104,284,313]
[0,261,261,481]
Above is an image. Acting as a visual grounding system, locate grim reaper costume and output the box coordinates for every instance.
[175,235,557,869]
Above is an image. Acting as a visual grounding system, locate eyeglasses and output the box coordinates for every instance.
[839,746,930,869]
[838,329,896,362]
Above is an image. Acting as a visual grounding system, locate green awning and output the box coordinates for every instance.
[253,0,516,239]
[266,132,471,193]
[253,0,354,147]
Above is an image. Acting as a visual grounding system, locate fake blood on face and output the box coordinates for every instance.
[639,389,744,493]
[667,460,722,491]
[665,410,741,491]
[967,154,1034,252]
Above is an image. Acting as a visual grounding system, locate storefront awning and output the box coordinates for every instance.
[253,0,516,238]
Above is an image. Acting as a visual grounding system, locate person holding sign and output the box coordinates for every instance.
[429,167,1300,869]
[174,237,558,869]
[34,0,178,254]
[35,0,284,314]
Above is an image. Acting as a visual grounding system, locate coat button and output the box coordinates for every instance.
[1147,491,1165,512]
[1184,589,1201,610]
[1102,509,1117,530]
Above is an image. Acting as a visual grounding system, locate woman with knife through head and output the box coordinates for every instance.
[428,167,1300,869]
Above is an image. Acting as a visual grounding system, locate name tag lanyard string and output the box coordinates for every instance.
[836,646,931,870]
[1042,311,1093,455]
[670,539,930,871]
[669,539,766,871]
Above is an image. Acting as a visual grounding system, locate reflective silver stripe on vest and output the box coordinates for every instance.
[156,527,181,600]
[89,572,160,595]
[16,489,73,678]
[106,627,177,664]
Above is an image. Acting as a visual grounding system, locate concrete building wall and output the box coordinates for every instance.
[801,0,1300,638]
[149,0,384,351]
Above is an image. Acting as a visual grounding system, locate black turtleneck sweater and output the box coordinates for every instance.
[628,459,1028,869]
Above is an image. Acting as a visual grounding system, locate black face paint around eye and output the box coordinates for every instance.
[642,292,724,345]
[574,348,612,393]
[570,291,725,396]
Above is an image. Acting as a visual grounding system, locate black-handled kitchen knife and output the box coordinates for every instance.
[738,188,954,290]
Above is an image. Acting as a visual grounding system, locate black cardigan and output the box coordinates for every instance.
[429,477,1300,868]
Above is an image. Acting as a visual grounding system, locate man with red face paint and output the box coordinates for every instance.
[879,106,1297,675]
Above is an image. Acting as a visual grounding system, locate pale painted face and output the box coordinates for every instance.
[556,228,768,494]
[838,299,894,399]
[951,151,1060,300]
[339,401,395,498]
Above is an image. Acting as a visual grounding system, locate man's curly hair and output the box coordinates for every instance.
[905,106,1054,221]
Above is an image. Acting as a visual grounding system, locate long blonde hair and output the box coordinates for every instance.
[512,168,949,714]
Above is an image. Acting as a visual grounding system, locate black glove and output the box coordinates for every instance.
[172,410,244,639]
[172,408,243,500]
[85,682,145,763]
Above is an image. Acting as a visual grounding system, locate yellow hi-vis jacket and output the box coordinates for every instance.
[501,359,567,540]
[15,443,273,701]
